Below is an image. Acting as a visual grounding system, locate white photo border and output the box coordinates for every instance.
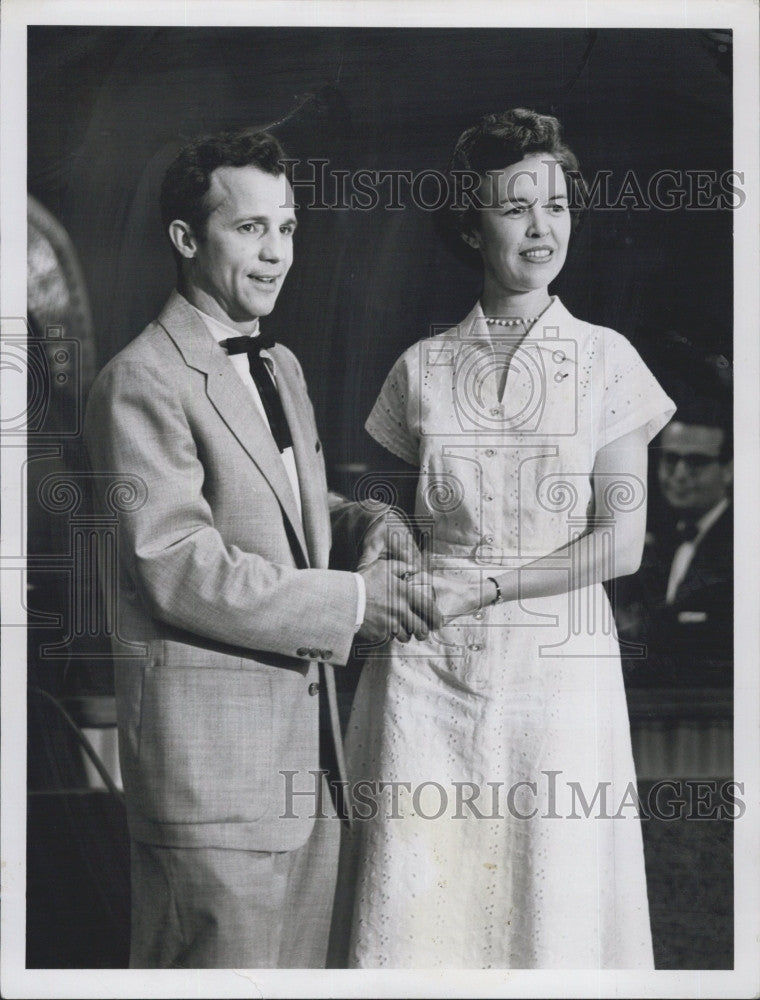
[2,1,758,997]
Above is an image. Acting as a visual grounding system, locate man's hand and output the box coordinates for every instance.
[357,510,423,573]
[356,559,442,644]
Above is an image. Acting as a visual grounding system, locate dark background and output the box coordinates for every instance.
[26,26,733,970]
[28,26,733,480]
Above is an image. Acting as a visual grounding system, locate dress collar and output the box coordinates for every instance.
[447,295,573,349]
[456,296,568,345]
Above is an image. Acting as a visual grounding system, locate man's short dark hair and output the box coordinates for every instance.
[711,420,733,463]
[670,397,733,462]
[160,128,291,258]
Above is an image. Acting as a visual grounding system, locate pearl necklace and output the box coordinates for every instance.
[484,316,538,327]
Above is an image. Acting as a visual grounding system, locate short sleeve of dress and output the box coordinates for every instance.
[596,330,676,450]
[365,349,420,467]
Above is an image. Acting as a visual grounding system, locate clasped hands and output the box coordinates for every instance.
[355,512,495,644]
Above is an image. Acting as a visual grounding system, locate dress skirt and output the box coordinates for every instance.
[340,579,653,969]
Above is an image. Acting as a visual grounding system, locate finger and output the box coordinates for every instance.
[387,531,422,569]
[387,611,409,643]
[411,619,430,641]
[394,590,437,632]
[406,585,443,629]
[385,559,411,579]
[401,611,430,641]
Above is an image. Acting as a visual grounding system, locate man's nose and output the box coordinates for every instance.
[668,457,692,477]
[259,231,286,261]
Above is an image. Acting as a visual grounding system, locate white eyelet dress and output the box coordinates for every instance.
[340,298,676,969]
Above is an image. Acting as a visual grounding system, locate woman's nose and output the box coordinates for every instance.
[526,210,549,237]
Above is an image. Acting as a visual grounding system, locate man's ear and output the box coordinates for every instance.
[461,229,481,251]
[722,459,733,489]
[168,220,198,260]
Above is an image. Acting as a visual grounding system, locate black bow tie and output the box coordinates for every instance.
[222,332,292,452]
[675,520,699,542]
[223,330,277,355]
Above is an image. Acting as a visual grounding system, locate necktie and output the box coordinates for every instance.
[224,333,293,453]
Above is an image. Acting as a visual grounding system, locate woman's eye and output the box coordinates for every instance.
[503,207,525,217]
[549,204,567,213]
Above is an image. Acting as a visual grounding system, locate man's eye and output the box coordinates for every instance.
[549,204,567,213]
[238,223,258,233]
[503,207,525,217]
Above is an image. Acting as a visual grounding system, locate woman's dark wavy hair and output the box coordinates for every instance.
[160,128,291,265]
[446,108,588,242]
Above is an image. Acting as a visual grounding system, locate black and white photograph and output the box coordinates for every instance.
[1,1,758,997]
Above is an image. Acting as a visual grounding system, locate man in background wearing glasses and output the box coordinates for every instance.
[616,403,733,687]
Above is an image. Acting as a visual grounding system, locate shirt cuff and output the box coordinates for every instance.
[353,572,367,628]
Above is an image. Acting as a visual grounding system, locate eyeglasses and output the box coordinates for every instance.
[659,450,722,473]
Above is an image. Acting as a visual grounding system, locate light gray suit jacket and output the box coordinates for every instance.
[84,291,374,852]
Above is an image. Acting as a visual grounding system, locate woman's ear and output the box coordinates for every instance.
[168,220,198,260]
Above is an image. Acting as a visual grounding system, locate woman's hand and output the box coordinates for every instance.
[428,572,496,621]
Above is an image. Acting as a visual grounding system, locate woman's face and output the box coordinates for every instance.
[466,154,571,297]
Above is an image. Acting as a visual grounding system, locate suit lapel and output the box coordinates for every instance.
[274,353,330,569]
[157,292,310,565]
[674,506,732,602]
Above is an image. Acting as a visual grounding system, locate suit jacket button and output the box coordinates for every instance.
[308,682,320,696]
[297,647,309,657]
[309,648,320,659]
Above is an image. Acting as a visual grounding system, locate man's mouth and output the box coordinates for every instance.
[667,490,695,502]
[249,274,280,288]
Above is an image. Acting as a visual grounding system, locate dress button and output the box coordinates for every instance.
[473,610,485,621]
[322,649,333,661]
[484,494,494,502]
[485,448,496,457]
[296,647,309,657]
[308,682,320,696]
[468,643,483,652]
[552,350,566,363]
[490,407,502,417]
[483,535,494,544]
[308,648,320,659]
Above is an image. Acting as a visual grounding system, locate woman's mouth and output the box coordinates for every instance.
[520,247,554,262]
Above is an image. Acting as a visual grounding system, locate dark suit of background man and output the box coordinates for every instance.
[84,129,439,969]
[617,409,733,687]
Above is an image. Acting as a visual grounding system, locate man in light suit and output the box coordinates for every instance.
[84,128,438,968]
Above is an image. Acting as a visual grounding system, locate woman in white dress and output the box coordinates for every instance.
[340,109,675,968]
